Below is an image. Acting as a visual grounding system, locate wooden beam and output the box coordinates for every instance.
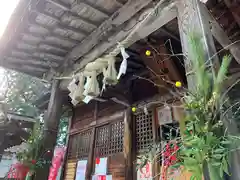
[123,108,133,180]
[200,5,240,63]
[85,128,96,180]
[61,0,153,65]
[35,80,63,180]
[58,1,177,86]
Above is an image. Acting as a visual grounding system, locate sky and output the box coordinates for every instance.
[0,0,20,96]
[0,0,20,37]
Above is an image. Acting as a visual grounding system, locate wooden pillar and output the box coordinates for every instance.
[176,0,219,89]
[35,80,63,180]
[85,102,98,180]
[85,128,96,180]
[176,0,218,179]
[123,108,134,180]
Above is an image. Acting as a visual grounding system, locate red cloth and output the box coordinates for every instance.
[48,147,65,180]
[7,163,29,180]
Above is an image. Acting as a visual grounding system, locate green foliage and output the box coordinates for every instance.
[174,33,237,180]
[135,33,240,180]
[16,121,46,171]
[4,71,49,117]
[2,70,70,146]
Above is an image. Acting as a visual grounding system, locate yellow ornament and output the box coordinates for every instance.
[132,107,137,112]
[145,50,151,56]
[175,81,182,88]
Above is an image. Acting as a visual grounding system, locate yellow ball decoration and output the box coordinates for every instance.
[132,107,137,112]
[175,81,182,88]
[145,50,151,56]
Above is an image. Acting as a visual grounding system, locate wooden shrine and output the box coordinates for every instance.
[0,0,239,179]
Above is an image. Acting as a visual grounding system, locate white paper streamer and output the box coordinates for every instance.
[117,47,129,79]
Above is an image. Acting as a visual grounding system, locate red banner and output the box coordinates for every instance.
[48,147,66,180]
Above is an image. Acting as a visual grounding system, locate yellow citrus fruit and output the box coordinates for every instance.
[131,107,137,112]
[145,50,151,56]
[175,81,182,88]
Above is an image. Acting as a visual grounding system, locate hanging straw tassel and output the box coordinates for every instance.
[74,73,85,101]
[83,71,100,97]
[103,57,117,85]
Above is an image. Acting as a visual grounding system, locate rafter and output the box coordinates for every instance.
[15,46,66,57]
[10,50,59,66]
[4,56,55,68]
[60,0,153,65]
[4,62,47,73]
[45,0,71,11]
[74,0,110,17]
[31,10,89,36]
[13,47,64,62]
[45,0,99,27]
[61,12,98,29]
[27,19,82,44]
[20,37,70,52]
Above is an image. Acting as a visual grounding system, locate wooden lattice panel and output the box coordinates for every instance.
[95,125,109,157]
[135,111,154,151]
[68,130,92,159]
[95,121,124,157]
[109,121,124,154]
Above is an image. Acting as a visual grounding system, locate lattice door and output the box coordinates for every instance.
[95,121,124,157]
[68,130,92,159]
[135,111,154,152]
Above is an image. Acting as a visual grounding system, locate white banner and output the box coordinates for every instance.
[75,160,88,180]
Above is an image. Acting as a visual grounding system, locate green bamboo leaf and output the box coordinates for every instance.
[212,154,223,159]
[211,162,221,167]
[221,140,231,145]
[190,175,197,180]
[222,157,230,175]
[214,148,225,154]
[220,165,224,178]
